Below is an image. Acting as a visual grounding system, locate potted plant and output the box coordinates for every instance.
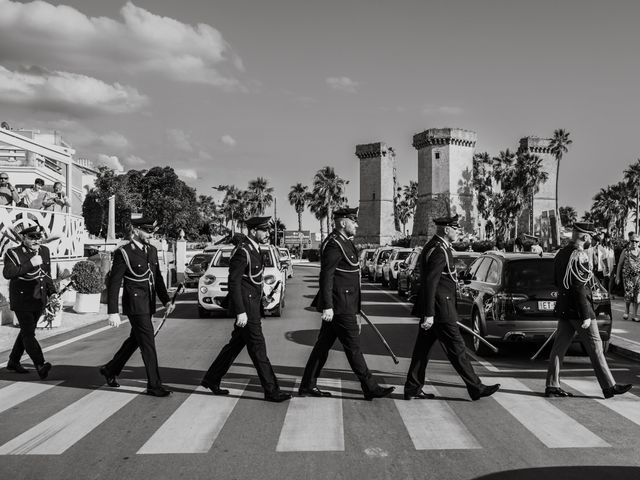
[71,260,104,313]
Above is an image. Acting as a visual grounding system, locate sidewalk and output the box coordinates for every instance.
[609,297,640,361]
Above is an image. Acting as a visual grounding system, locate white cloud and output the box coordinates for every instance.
[125,155,146,167]
[96,154,124,172]
[167,128,194,152]
[175,168,198,180]
[0,65,147,117]
[422,105,464,116]
[0,0,245,89]
[98,131,130,150]
[326,76,359,93]
[221,134,236,147]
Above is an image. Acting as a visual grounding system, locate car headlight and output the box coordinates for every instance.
[264,275,276,285]
[202,275,216,285]
[200,286,208,294]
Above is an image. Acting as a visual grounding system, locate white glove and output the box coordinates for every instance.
[165,302,175,316]
[108,313,122,328]
[321,308,334,322]
[421,316,434,330]
[236,312,248,327]
[581,318,592,329]
[30,255,43,267]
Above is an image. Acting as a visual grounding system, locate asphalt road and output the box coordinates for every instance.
[1,264,640,480]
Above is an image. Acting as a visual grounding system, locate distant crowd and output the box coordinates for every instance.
[0,174,70,212]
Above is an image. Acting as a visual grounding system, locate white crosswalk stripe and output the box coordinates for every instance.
[0,381,61,416]
[491,378,609,448]
[562,378,640,426]
[138,381,248,454]
[0,386,145,455]
[276,379,344,452]
[394,385,481,450]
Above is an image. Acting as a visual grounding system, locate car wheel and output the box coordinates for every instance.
[198,306,210,318]
[471,311,493,356]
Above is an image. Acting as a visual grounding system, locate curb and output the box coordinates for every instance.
[609,342,640,362]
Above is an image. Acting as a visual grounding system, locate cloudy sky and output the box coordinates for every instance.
[1,0,639,231]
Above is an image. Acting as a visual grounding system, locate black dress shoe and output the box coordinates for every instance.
[201,380,229,395]
[603,384,632,399]
[99,366,120,388]
[364,386,395,401]
[6,361,29,374]
[545,386,574,398]
[146,386,172,397]
[470,383,500,401]
[403,389,435,401]
[298,386,332,397]
[36,362,52,380]
[264,391,292,403]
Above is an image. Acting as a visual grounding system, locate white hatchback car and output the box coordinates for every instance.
[198,244,286,317]
[382,247,413,289]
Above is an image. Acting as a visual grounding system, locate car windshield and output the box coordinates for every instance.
[505,259,555,292]
[378,250,392,263]
[366,251,375,260]
[212,249,234,267]
[279,249,290,259]
[453,255,476,273]
[396,251,411,261]
[190,254,213,269]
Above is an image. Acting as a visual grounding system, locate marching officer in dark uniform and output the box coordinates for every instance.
[545,222,632,398]
[100,218,174,397]
[405,215,500,401]
[3,225,55,378]
[300,207,394,400]
[201,216,291,403]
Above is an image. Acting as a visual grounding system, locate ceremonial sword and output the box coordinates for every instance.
[154,283,185,337]
[531,329,557,361]
[456,321,499,354]
[358,309,400,364]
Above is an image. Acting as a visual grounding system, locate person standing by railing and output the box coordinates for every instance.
[43,181,71,212]
[19,178,47,209]
[0,172,20,206]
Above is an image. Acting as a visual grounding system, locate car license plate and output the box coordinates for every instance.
[538,301,556,311]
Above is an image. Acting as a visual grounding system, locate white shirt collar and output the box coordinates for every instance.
[131,238,145,251]
[246,235,260,252]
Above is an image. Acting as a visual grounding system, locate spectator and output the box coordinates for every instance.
[0,172,20,206]
[43,181,71,212]
[514,237,524,253]
[601,234,615,294]
[616,233,640,322]
[529,236,543,254]
[495,239,506,252]
[19,178,47,209]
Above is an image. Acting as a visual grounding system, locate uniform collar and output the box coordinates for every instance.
[246,235,260,252]
[435,234,451,249]
[131,239,146,251]
[335,229,354,242]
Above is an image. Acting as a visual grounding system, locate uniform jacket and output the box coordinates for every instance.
[107,241,170,316]
[3,244,55,311]
[227,238,264,318]
[553,243,594,321]
[412,235,458,321]
[311,230,361,315]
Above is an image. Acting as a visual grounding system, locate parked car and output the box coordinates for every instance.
[456,252,612,355]
[197,244,287,317]
[382,247,413,289]
[278,247,294,278]
[184,252,214,288]
[370,246,395,282]
[359,248,376,275]
[397,247,422,297]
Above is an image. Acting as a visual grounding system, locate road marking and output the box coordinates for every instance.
[491,378,609,448]
[364,315,417,325]
[562,378,640,426]
[394,385,481,450]
[0,386,144,455]
[361,301,413,306]
[276,379,343,452]
[0,322,129,369]
[611,334,640,348]
[138,380,248,454]
[0,381,61,415]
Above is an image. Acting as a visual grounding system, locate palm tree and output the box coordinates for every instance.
[246,177,274,215]
[307,190,328,240]
[397,200,412,235]
[492,149,517,188]
[220,185,246,233]
[559,206,578,227]
[623,159,640,232]
[548,129,572,219]
[473,152,494,221]
[288,183,309,231]
[313,166,349,229]
[514,152,549,232]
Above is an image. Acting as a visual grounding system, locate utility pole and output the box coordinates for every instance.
[274,197,278,246]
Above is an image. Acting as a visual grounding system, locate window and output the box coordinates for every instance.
[485,260,501,284]
[505,259,555,292]
[397,251,411,261]
[435,151,440,159]
[472,258,492,282]
[213,250,233,267]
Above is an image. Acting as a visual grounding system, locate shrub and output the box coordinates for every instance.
[72,260,104,294]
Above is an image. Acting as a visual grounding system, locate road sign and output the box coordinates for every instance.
[283,230,311,247]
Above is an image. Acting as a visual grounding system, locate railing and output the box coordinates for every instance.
[0,206,85,259]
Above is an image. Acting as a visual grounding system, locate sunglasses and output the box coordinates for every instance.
[26,234,43,240]
[631,240,640,243]
[0,177,8,180]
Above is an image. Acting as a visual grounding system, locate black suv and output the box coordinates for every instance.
[457,252,612,355]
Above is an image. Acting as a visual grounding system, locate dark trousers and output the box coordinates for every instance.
[203,318,279,395]
[9,310,45,366]
[405,321,483,396]
[105,314,162,389]
[300,314,378,393]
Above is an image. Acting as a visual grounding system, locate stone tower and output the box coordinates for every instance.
[354,142,400,245]
[518,136,559,246]
[411,128,477,246]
